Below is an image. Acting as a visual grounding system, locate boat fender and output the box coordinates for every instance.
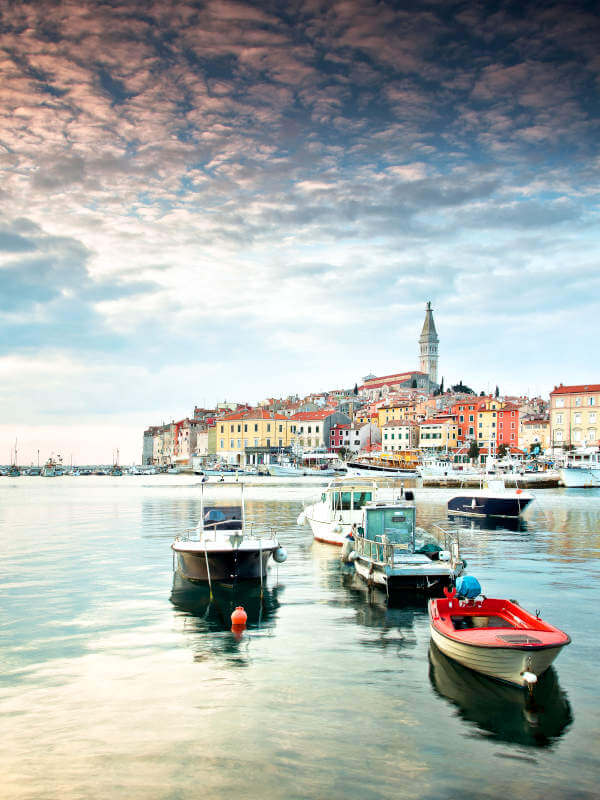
[348,550,357,562]
[273,547,287,564]
[438,549,451,562]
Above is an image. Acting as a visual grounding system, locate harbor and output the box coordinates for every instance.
[1,473,599,799]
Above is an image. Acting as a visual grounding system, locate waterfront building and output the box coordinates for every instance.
[519,416,550,453]
[550,383,600,449]
[419,417,459,451]
[216,409,291,465]
[419,301,439,385]
[329,424,364,453]
[381,420,419,452]
[289,410,351,451]
[496,402,519,449]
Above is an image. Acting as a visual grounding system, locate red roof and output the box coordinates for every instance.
[219,408,288,421]
[290,410,339,420]
[551,383,600,395]
[359,372,426,390]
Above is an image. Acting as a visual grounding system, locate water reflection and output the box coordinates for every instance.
[428,642,572,748]
[341,570,428,652]
[447,514,529,533]
[170,574,281,665]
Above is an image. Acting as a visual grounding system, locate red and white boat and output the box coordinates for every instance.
[429,593,570,688]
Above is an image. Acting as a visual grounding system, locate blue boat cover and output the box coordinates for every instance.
[456,575,481,599]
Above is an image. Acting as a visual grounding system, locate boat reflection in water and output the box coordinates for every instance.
[447,514,528,533]
[429,641,572,747]
[170,574,281,663]
[341,570,428,652]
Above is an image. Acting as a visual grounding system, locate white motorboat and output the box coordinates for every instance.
[558,447,600,487]
[298,478,378,545]
[172,485,287,583]
[417,457,480,480]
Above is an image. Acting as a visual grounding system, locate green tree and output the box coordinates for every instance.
[411,379,417,388]
[440,376,444,393]
[468,441,480,461]
[353,383,358,396]
[495,385,500,398]
[497,443,508,457]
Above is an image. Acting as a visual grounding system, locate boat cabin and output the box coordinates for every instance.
[362,504,415,546]
[322,484,375,512]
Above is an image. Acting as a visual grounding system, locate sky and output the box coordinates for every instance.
[1,0,599,464]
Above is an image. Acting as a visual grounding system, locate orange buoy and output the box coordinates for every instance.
[231,606,247,625]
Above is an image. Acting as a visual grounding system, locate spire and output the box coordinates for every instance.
[419,300,438,342]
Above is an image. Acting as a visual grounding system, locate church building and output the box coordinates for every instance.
[357,302,440,400]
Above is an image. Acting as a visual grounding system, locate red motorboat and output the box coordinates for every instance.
[429,593,570,688]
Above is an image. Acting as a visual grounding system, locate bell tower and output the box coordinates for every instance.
[419,301,439,386]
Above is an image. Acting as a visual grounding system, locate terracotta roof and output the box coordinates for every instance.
[219,409,288,421]
[289,410,339,420]
[382,420,417,428]
[551,383,600,395]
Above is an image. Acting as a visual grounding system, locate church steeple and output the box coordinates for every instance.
[419,301,439,385]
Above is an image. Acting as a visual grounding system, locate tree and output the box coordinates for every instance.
[353,383,358,396]
[440,376,444,393]
[468,441,480,461]
[451,381,475,394]
[411,379,417,388]
[495,385,500,398]
[497,443,508,457]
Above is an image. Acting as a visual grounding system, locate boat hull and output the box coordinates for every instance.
[173,547,274,582]
[430,626,564,687]
[354,556,460,595]
[447,494,533,518]
[559,467,600,488]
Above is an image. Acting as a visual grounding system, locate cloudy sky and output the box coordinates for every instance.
[1,0,599,463]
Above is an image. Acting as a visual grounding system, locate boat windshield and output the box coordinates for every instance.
[365,507,414,547]
[330,490,373,511]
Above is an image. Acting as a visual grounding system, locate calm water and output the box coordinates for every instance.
[1,476,599,799]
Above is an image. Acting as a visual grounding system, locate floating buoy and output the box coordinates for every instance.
[231,606,247,625]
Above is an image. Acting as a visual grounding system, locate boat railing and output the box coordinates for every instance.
[175,520,278,543]
[432,524,461,565]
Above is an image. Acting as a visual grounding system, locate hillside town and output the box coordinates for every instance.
[142,303,598,472]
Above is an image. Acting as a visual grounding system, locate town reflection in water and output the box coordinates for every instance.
[428,642,573,748]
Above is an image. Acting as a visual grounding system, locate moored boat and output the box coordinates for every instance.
[298,478,377,545]
[447,478,533,518]
[348,495,464,596]
[429,580,570,688]
[171,486,287,584]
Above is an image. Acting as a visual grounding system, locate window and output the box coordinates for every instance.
[556,414,563,424]
[278,439,283,447]
[237,439,241,448]
[384,434,388,440]
[555,398,564,408]
[469,427,474,436]
[254,424,258,432]
[237,425,241,433]
[555,430,563,442]
[587,428,597,441]
[230,439,234,448]
[575,413,581,424]
[230,425,234,432]
[574,429,582,442]
[266,424,271,432]
[244,424,248,433]
[469,415,474,422]
[266,439,271,447]
[220,439,224,448]
[590,413,596,423]
[308,426,312,434]
[459,415,464,423]
[244,439,248,447]
[315,425,320,432]
[254,438,259,447]
[575,397,582,406]
[220,425,224,433]
[589,397,595,406]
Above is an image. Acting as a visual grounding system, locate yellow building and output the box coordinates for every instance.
[216,409,291,465]
[550,383,600,449]
[519,417,550,452]
[418,417,459,450]
[377,402,419,427]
